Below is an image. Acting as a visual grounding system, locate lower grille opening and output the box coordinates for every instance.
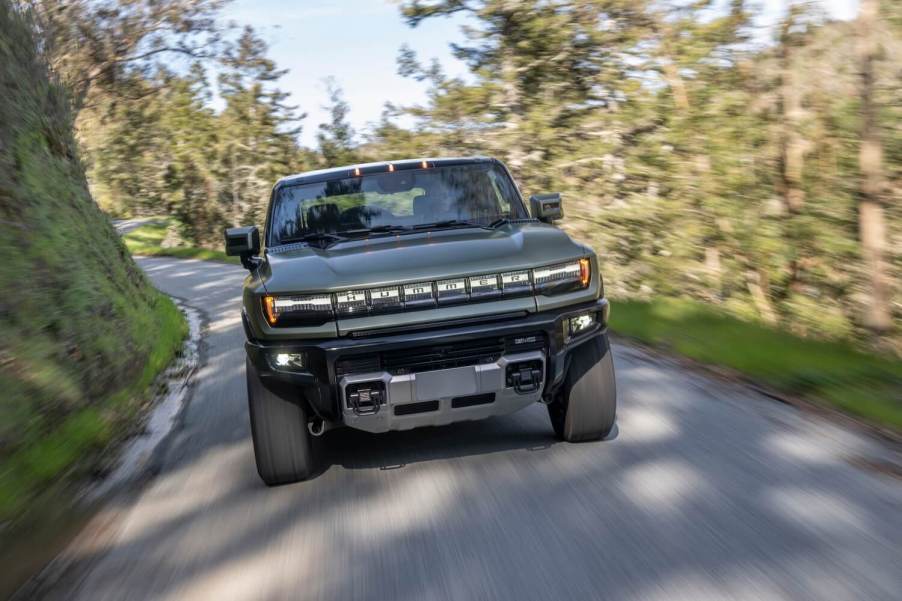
[451,393,496,408]
[394,400,439,416]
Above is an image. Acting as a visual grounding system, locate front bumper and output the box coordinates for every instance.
[244,297,610,429]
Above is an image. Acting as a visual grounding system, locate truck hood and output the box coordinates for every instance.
[260,222,589,294]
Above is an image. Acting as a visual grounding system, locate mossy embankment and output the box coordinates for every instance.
[0,0,186,574]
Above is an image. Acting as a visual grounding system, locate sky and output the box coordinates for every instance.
[222,0,471,147]
[222,0,859,148]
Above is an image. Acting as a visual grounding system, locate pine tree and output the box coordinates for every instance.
[317,78,358,167]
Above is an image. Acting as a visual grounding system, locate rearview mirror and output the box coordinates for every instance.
[225,226,261,270]
[530,193,564,223]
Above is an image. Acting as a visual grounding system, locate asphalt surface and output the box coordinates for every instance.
[53,256,901,601]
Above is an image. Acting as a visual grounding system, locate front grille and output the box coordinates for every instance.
[335,355,380,377]
[382,337,504,375]
[335,333,546,378]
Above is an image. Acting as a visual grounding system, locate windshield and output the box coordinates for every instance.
[267,163,525,246]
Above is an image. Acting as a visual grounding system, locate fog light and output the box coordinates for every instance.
[565,312,595,341]
[269,351,305,370]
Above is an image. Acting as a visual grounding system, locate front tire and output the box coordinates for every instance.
[246,358,318,485]
[548,334,617,442]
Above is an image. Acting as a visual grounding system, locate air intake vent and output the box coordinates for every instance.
[451,393,495,408]
[382,337,504,375]
[336,356,380,377]
[394,400,439,416]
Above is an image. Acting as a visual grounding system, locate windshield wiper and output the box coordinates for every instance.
[278,231,347,248]
[411,219,491,231]
[342,224,411,237]
[488,217,511,228]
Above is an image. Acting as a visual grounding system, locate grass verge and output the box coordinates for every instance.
[610,298,902,431]
[122,219,238,264]
[0,296,186,524]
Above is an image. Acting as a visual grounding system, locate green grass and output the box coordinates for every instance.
[0,298,186,522]
[123,219,238,264]
[610,298,902,430]
[0,1,190,528]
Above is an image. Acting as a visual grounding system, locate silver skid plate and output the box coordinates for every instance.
[340,351,545,433]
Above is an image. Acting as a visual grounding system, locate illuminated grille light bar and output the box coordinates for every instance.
[501,270,532,296]
[533,261,582,291]
[402,282,435,308]
[335,289,368,316]
[263,294,333,325]
[468,274,501,299]
[369,285,402,312]
[436,278,468,304]
[262,258,591,326]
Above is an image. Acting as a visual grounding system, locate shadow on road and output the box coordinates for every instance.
[319,416,560,473]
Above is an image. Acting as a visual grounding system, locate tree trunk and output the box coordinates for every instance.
[747,269,778,326]
[857,0,892,333]
[778,39,806,214]
[775,8,810,297]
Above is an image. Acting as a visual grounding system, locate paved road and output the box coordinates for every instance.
[112,218,163,235]
[55,257,901,601]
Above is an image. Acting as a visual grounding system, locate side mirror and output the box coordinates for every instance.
[530,193,564,223]
[225,226,261,270]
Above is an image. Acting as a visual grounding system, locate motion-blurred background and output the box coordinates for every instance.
[0,0,900,594]
[46,0,902,345]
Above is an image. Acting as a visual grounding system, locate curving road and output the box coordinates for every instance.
[51,256,901,600]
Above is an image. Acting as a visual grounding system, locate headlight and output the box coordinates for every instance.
[565,312,596,341]
[262,294,333,326]
[532,258,590,293]
[268,351,306,371]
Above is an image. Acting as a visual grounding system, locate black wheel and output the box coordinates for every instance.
[548,334,617,442]
[246,357,319,485]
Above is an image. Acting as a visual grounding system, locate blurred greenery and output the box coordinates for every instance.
[1,0,897,513]
[0,0,187,525]
[612,298,902,429]
[36,0,896,354]
[19,0,897,428]
[122,218,239,264]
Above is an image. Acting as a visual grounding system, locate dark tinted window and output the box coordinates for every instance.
[268,163,523,246]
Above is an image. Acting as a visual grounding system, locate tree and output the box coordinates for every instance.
[856,0,892,333]
[27,0,226,111]
[317,78,358,167]
[217,26,305,227]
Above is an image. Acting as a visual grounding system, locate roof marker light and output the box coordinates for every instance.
[387,163,395,172]
[353,167,361,177]
[421,160,429,169]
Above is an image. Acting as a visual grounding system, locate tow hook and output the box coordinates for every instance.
[308,419,326,437]
[506,360,544,394]
[345,381,386,416]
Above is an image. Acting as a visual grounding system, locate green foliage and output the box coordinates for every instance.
[611,298,902,429]
[0,0,186,523]
[376,0,901,350]
[122,218,239,263]
[317,78,359,167]
[77,24,308,246]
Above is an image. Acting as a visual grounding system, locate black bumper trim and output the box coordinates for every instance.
[245,297,609,419]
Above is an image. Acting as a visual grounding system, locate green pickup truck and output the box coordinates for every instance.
[226,157,616,485]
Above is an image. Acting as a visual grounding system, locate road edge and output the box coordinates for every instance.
[9,299,207,601]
